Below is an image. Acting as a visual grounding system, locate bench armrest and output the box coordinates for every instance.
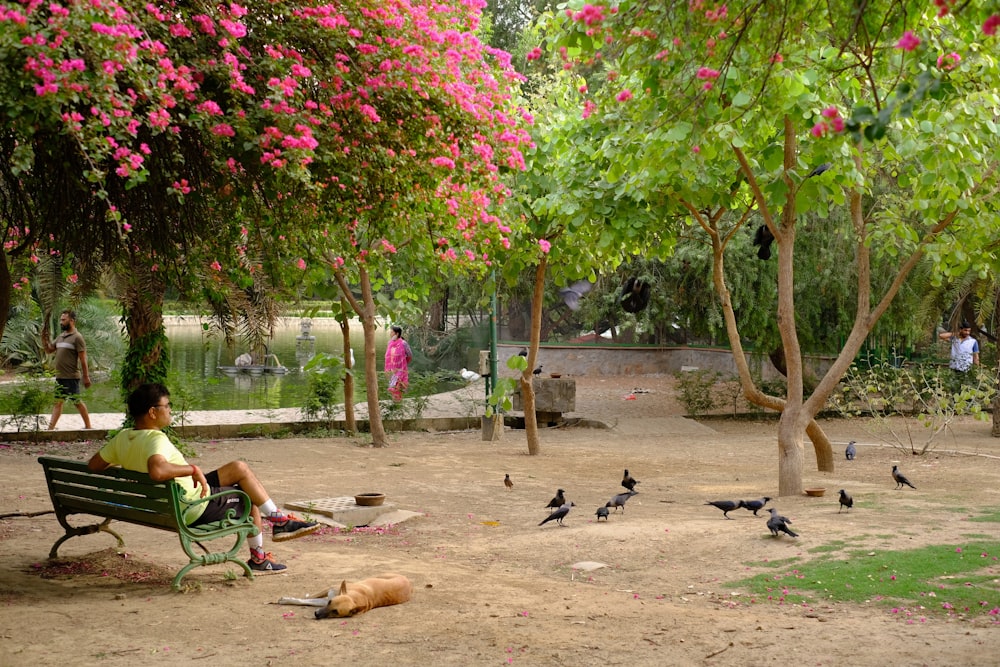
[173,484,254,527]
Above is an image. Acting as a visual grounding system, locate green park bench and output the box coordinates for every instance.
[38,456,259,591]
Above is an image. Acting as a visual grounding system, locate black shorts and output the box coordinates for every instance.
[54,378,82,402]
[189,470,250,526]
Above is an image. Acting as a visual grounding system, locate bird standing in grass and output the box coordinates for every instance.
[838,489,853,513]
[705,500,741,519]
[892,465,916,489]
[845,441,857,460]
[766,508,798,537]
[622,469,639,491]
[539,502,574,526]
[545,488,566,510]
[504,474,513,491]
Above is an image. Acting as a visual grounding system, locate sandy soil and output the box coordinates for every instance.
[2,376,999,666]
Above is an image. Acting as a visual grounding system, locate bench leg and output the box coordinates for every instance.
[48,517,125,559]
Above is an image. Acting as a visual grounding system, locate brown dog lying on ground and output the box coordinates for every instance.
[276,573,413,619]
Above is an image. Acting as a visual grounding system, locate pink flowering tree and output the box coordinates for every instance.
[539,1,1000,493]
[0,0,530,409]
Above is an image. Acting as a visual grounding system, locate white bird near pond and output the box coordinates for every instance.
[460,368,481,382]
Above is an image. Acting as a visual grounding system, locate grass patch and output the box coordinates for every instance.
[970,509,1000,523]
[731,541,1000,621]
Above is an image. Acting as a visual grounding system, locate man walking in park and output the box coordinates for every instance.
[41,309,92,430]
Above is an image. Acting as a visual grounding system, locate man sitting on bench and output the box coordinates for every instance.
[88,383,319,572]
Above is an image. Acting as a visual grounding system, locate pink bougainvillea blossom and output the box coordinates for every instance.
[984,14,1000,35]
[296,258,307,270]
[936,52,961,70]
[538,239,551,254]
[210,260,222,271]
[896,31,920,51]
[616,89,633,102]
[526,47,543,61]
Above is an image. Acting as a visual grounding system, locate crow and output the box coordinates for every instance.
[892,465,916,489]
[622,469,639,491]
[504,474,513,491]
[845,440,856,460]
[539,502,574,526]
[740,497,772,516]
[838,489,853,513]
[620,277,651,313]
[807,162,833,177]
[559,279,594,311]
[545,488,566,510]
[753,224,774,260]
[517,347,528,357]
[705,500,741,519]
[532,365,543,376]
[595,506,610,521]
[606,490,639,513]
[766,508,798,537]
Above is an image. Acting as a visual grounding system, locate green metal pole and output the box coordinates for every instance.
[488,270,499,399]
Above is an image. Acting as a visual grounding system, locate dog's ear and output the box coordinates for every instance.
[339,580,348,595]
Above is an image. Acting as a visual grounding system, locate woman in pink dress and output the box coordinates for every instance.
[384,326,413,401]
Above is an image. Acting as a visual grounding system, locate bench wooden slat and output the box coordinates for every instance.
[38,455,259,591]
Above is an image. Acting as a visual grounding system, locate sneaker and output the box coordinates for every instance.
[248,551,287,573]
[270,513,321,542]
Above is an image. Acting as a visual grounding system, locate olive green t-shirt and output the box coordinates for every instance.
[53,330,86,379]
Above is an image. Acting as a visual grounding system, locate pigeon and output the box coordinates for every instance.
[545,488,566,510]
[539,502,574,526]
[739,497,772,516]
[766,508,798,537]
[595,506,610,521]
[460,368,481,383]
[622,469,639,491]
[559,279,594,311]
[753,224,774,260]
[808,162,833,177]
[845,440,856,460]
[532,365,543,376]
[606,490,639,513]
[705,500,741,519]
[892,465,916,489]
[838,489,853,513]
[504,474,513,491]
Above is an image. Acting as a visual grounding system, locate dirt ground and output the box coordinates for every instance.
[1,375,999,666]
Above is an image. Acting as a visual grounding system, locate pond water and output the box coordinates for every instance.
[83,319,388,413]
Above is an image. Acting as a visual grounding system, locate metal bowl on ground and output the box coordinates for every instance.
[804,488,826,497]
[354,493,386,506]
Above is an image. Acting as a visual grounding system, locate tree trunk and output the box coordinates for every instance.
[777,411,806,495]
[338,297,356,435]
[330,262,388,447]
[428,289,448,332]
[521,258,547,456]
[121,271,169,394]
[0,251,11,345]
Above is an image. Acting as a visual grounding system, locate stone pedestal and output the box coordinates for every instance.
[512,377,576,423]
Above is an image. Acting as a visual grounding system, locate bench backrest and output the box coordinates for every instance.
[39,456,181,532]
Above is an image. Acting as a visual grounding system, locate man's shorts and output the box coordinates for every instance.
[54,378,82,402]
[190,470,250,526]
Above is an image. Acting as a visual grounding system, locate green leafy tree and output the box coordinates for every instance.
[540,1,1000,493]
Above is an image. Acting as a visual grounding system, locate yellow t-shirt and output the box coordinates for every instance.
[97,429,205,524]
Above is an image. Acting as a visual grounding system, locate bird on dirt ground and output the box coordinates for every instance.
[545,489,566,510]
[766,508,798,538]
[539,502,574,526]
[595,506,610,521]
[518,347,528,357]
[460,368,481,383]
[838,489,853,513]
[845,441,857,460]
[892,465,916,489]
[740,497,772,516]
[705,500,741,519]
[504,474,513,491]
[606,490,639,513]
[532,365,543,376]
[622,469,639,491]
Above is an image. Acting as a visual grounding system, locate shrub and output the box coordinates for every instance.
[0,375,52,432]
[673,368,720,417]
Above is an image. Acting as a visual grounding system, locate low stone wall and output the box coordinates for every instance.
[497,343,836,381]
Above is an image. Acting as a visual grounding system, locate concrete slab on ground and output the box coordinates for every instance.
[286,496,396,526]
[612,417,717,437]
